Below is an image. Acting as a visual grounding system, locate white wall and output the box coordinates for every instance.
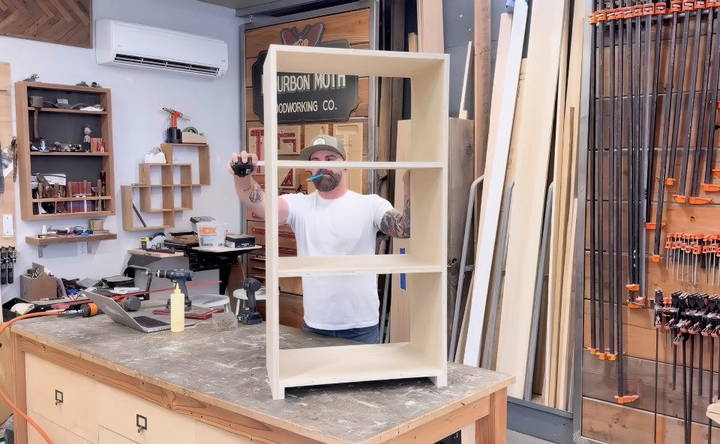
[0,0,243,303]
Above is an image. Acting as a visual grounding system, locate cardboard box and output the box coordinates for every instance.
[181,131,206,144]
[20,263,59,301]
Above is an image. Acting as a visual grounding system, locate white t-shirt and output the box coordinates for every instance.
[282,190,393,330]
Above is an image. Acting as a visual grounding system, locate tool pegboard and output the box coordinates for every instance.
[583,2,720,443]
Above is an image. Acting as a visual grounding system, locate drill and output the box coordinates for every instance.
[156,269,193,310]
[161,107,188,144]
[238,278,263,325]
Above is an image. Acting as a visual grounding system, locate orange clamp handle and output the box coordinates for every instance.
[597,352,607,360]
[695,0,707,9]
[615,394,640,404]
[607,353,618,361]
[626,283,640,292]
[702,183,720,192]
[644,3,656,15]
[651,254,662,263]
[670,0,683,11]
[712,169,720,177]
[646,222,657,230]
[683,0,696,11]
[673,194,688,203]
[656,2,668,14]
[666,177,678,186]
[689,196,712,205]
[633,5,644,16]
[623,6,635,17]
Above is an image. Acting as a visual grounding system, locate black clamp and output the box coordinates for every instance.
[230,158,254,177]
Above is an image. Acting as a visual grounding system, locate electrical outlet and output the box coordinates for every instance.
[2,214,12,236]
[77,242,88,256]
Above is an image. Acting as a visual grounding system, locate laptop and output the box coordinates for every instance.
[83,291,196,333]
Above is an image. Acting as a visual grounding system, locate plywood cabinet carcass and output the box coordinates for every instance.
[261,45,449,400]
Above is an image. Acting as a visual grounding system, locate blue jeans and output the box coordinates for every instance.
[303,323,380,344]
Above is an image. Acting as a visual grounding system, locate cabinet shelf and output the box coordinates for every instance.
[279,343,441,388]
[38,107,107,115]
[26,233,117,246]
[30,152,110,157]
[277,255,443,277]
[32,196,111,203]
[272,160,443,169]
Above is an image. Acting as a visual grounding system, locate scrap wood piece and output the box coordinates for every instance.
[417,0,444,53]
[462,0,528,367]
[493,0,568,397]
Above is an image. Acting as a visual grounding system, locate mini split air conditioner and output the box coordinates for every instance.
[95,19,228,78]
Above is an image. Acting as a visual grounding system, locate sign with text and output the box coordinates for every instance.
[251,24,359,123]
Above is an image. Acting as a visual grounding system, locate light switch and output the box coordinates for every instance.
[2,214,12,236]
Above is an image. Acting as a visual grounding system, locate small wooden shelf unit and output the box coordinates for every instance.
[15,81,115,221]
[121,143,210,231]
[262,44,449,399]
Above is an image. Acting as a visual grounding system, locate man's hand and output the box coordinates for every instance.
[229,151,255,177]
[379,171,411,239]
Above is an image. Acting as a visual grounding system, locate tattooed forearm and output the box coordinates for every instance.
[248,183,263,203]
[379,197,410,238]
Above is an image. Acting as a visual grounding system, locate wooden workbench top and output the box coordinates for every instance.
[11,307,513,442]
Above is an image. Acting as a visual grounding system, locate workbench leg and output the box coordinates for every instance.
[474,388,507,444]
[11,334,27,444]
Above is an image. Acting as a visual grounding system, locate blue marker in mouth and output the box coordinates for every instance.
[307,173,327,182]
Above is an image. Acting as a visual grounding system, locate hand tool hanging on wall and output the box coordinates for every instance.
[626,0,642,305]
[644,2,666,224]
[607,1,619,361]
[587,0,601,357]
[674,1,705,204]
[702,3,720,193]
[652,0,683,262]
[688,4,716,203]
[667,1,694,186]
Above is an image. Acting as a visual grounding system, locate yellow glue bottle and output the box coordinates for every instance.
[170,283,185,332]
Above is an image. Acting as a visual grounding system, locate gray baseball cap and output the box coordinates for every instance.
[299,135,346,160]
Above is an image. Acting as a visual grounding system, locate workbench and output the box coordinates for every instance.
[8,305,513,443]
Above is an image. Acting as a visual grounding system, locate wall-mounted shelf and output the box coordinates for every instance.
[15,81,116,221]
[26,233,117,257]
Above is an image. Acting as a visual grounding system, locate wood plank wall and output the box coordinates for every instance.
[0,0,92,48]
[243,10,370,327]
[583,16,720,442]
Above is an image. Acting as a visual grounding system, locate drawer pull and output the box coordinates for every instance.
[136,414,148,433]
[54,389,63,405]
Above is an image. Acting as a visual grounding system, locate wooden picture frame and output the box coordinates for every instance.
[263,44,449,400]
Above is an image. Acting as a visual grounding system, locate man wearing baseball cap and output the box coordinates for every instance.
[230,135,410,344]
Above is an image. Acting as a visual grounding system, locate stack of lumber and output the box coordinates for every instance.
[450,0,586,411]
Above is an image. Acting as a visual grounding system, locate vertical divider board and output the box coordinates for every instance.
[0,61,15,423]
[264,45,448,400]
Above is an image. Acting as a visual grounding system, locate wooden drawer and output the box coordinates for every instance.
[98,427,137,444]
[25,354,97,442]
[28,409,94,444]
[96,383,194,444]
[195,420,253,443]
